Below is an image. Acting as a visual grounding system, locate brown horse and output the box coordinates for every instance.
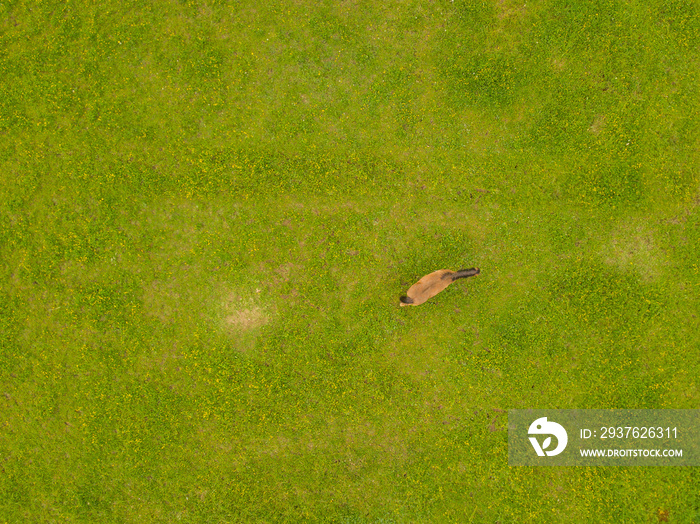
[400,268,480,306]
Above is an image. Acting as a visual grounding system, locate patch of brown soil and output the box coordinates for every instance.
[224,306,266,329]
[221,290,269,331]
[601,222,667,281]
[589,114,606,135]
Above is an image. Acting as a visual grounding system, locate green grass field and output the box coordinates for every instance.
[1,0,699,522]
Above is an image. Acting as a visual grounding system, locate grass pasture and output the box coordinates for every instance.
[1,0,699,522]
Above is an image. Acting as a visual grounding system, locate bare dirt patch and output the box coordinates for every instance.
[495,0,529,21]
[601,222,667,281]
[225,305,267,329]
[220,290,269,331]
[589,114,606,135]
[550,57,566,72]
